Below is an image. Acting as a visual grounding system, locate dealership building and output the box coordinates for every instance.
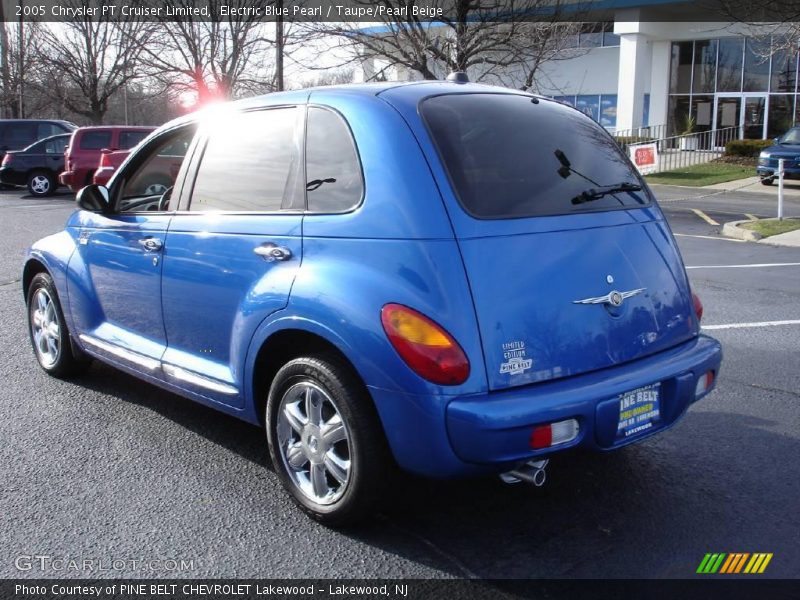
[359,0,798,140]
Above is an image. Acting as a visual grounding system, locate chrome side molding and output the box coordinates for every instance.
[161,364,239,396]
[79,334,161,371]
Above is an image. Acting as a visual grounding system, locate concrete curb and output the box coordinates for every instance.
[721,219,762,242]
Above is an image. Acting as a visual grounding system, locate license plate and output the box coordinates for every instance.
[616,383,661,441]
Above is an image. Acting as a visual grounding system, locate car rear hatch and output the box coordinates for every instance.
[415,92,698,391]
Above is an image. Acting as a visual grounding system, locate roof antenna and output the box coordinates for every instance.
[446,72,469,84]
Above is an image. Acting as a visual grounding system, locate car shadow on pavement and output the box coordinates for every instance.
[66,364,799,579]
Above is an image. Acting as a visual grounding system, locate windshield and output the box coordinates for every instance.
[779,128,800,144]
[420,93,649,219]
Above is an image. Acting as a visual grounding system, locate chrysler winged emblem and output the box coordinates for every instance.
[573,288,646,307]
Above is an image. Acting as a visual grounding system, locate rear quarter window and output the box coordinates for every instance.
[420,93,649,219]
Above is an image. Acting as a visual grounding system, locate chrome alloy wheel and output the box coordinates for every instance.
[276,381,352,505]
[30,288,60,368]
[30,175,50,195]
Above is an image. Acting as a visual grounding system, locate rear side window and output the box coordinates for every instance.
[305,107,363,212]
[45,137,68,154]
[119,131,149,149]
[421,94,649,219]
[191,108,300,212]
[80,131,112,150]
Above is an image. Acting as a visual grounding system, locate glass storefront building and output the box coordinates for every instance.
[668,36,799,139]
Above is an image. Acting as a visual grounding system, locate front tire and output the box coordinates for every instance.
[761,176,774,186]
[27,272,91,377]
[266,355,390,526]
[27,171,56,197]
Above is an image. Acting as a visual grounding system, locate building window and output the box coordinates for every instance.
[643,94,650,127]
[600,95,618,128]
[693,40,718,93]
[716,38,744,92]
[743,37,771,92]
[576,95,600,121]
[669,41,693,94]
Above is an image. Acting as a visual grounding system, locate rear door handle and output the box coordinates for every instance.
[254,243,292,261]
[138,237,163,252]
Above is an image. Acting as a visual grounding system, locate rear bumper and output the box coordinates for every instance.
[59,169,89,191]
[370,335,721,477]
[757,166,800,179]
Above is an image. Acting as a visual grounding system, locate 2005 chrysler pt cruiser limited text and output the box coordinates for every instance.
[23,79,722,525]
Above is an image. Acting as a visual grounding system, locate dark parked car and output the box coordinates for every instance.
[757,127,800,184]
[60,126,155,192]
[0,133,71,196]
[0,119,75,163]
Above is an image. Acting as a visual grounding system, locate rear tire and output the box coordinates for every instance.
[26,272,91,378]
[265,354,390,526]
[27,171,56,197]
[761,176,774,186]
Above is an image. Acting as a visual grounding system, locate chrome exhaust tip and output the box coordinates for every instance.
[499,458,549,487]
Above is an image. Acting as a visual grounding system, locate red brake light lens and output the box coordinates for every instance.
[692,291,703,322]
[99,152,111,168]
[380,304,470,385]
[2,153,12,166]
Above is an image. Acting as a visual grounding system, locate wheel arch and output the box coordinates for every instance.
[22,257,50,300]
[249,325,378,430]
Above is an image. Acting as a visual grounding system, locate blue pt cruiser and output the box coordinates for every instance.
[23,81,722,525]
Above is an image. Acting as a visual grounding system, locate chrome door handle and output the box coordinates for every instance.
[138,237,163,252]
[254,243,292,261]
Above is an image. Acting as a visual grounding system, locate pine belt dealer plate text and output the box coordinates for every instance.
[617,383,661,441]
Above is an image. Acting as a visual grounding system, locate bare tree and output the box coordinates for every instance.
[300,0,585,86]
[138,0,277,104]
[0,21,47,118]
[37,11,155,124]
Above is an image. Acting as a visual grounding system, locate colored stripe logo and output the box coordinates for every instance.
[697,553,773,574]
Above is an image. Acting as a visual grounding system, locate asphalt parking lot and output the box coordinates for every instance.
[0,186,798,581]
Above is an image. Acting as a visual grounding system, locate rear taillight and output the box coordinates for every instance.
[530,419,580,449]
[2,154,12,166]
[380,303,470,385]
[99,151,112,168]
[692,291,703,322]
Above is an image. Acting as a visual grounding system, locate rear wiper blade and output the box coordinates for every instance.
[571,181,642,205]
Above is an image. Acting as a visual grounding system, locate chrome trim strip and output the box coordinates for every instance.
[78,334,161,371]
[161,364,239,396]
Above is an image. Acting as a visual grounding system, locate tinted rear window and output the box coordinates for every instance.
[421,94,649,219]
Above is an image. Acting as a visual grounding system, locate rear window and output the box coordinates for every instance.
[420,94,649,219]
[80,131,112,150]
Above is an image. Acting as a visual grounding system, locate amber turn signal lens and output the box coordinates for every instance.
[381,304,470,385]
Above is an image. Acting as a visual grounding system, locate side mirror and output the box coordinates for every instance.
[76,184,110,212]
[773,137,780,144]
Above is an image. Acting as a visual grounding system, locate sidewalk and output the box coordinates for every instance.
[702,176,800,197]
[759,228,800,248]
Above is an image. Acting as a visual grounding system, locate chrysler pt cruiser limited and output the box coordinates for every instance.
[23,80,722,525]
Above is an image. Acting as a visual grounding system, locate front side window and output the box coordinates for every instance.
[305,107,363,212]
[118,126,196,212]
[421,93,649,219]
[80,131,112,150]
[190,108,300,212]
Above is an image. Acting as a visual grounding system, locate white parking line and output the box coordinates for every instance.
[703,320,800,330]
[686,263,800,269]
[674,233,746,243]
